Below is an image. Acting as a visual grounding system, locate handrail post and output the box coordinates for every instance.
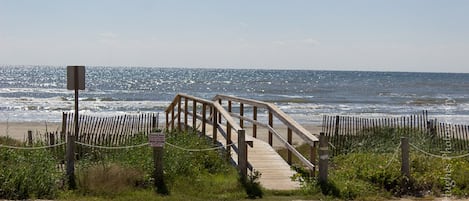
[212,109,218,143]
[177,96,181,131]
[192,100,197,129]
[253,106,257,138]
[165,111,169,130]
[202,103,207,135]
[311,140,319,176]
[218,99,222,124]
[268,111,273,146]
[287,128,292,165]
[184,97,188,132]
[319,132,328,183]
[226,123,232,160]
[240,103,244,128]
[238,129,247,179]
[171,104,175,130]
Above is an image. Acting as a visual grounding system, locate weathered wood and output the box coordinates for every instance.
[184,97,188,132]
[238,129,247,178]
[66,134,76,189]
[253,106,257,138]
[192,100,197,129]
[287,128,292,165]
[212,110,218,143]
[240,103,244,128]
[268,111,273,146]
[202,103,207,135]
[319,133,328,183]
[401,137,410,178]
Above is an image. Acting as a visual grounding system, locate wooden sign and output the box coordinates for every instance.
[67,66,85,90]
[149,133,165,147]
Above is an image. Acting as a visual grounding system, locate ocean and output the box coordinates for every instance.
[1,65,469,125]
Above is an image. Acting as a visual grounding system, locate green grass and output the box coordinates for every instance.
[0,137,61,200]
[277,127,469,200]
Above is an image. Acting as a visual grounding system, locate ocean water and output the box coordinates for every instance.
[1,65,469,124]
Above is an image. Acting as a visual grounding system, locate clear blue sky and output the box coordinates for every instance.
[1,0,468,73]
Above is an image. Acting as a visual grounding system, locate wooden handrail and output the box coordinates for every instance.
[213,94,318,174]
[165,93,250,176]
[213,94,319,144]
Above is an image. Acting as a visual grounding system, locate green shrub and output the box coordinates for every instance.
[0,148,60,200]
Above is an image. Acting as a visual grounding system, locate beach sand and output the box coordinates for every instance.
[0,122,62,141]
[0,120,323,146]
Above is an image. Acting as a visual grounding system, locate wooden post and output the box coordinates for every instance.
[212,110,218,143]
[240,103,244,128]
[226,123,232,160]
[287,128,292,165]
[170,108,175,130]
[165,112,169,130]
[184,98,188,132]
[218,99,222,124]
[268,111,273,146]
[401,137,410,178]
[49,132,55,147]
[27,130,33,146]
[238,129,247,179]
[202,104,206,135]
[66,133,76,189]
[334,115,340,136]
[319,133,328,183]
[153,145,167,194]
[192,100,197,129]
[61,112,67,142]
[177,96,181,131]
[253,106,257,138]
[311,140,319,176]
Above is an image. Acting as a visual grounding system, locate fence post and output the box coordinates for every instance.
[27,130,33,146]
[153,143,167,194]
[319,132,328,183]
[401,137,410,178]
[66,133,76,189]
[238,129,247,179]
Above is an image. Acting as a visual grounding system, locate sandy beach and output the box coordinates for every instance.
[0,122,62,141]
[0,120,322,145]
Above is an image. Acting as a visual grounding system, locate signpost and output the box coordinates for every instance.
[66,66,85,189]
[149,131,168,194]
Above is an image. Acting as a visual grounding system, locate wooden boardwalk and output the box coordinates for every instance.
[205,124,300,190]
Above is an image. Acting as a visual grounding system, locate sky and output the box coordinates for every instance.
[1,0,469,73]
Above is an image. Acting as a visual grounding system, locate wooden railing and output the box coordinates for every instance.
[213,94,319,174]
[165,93,251,177]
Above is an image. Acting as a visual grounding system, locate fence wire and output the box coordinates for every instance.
[0,142,66,150]
[409,143,469,159]
[74,141,149,149]
[165,141,237,152]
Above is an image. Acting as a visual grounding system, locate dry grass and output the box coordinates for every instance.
[77,162,145,195]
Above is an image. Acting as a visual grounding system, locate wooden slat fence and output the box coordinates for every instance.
[62,112,158,146]
[322,111,469,156]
